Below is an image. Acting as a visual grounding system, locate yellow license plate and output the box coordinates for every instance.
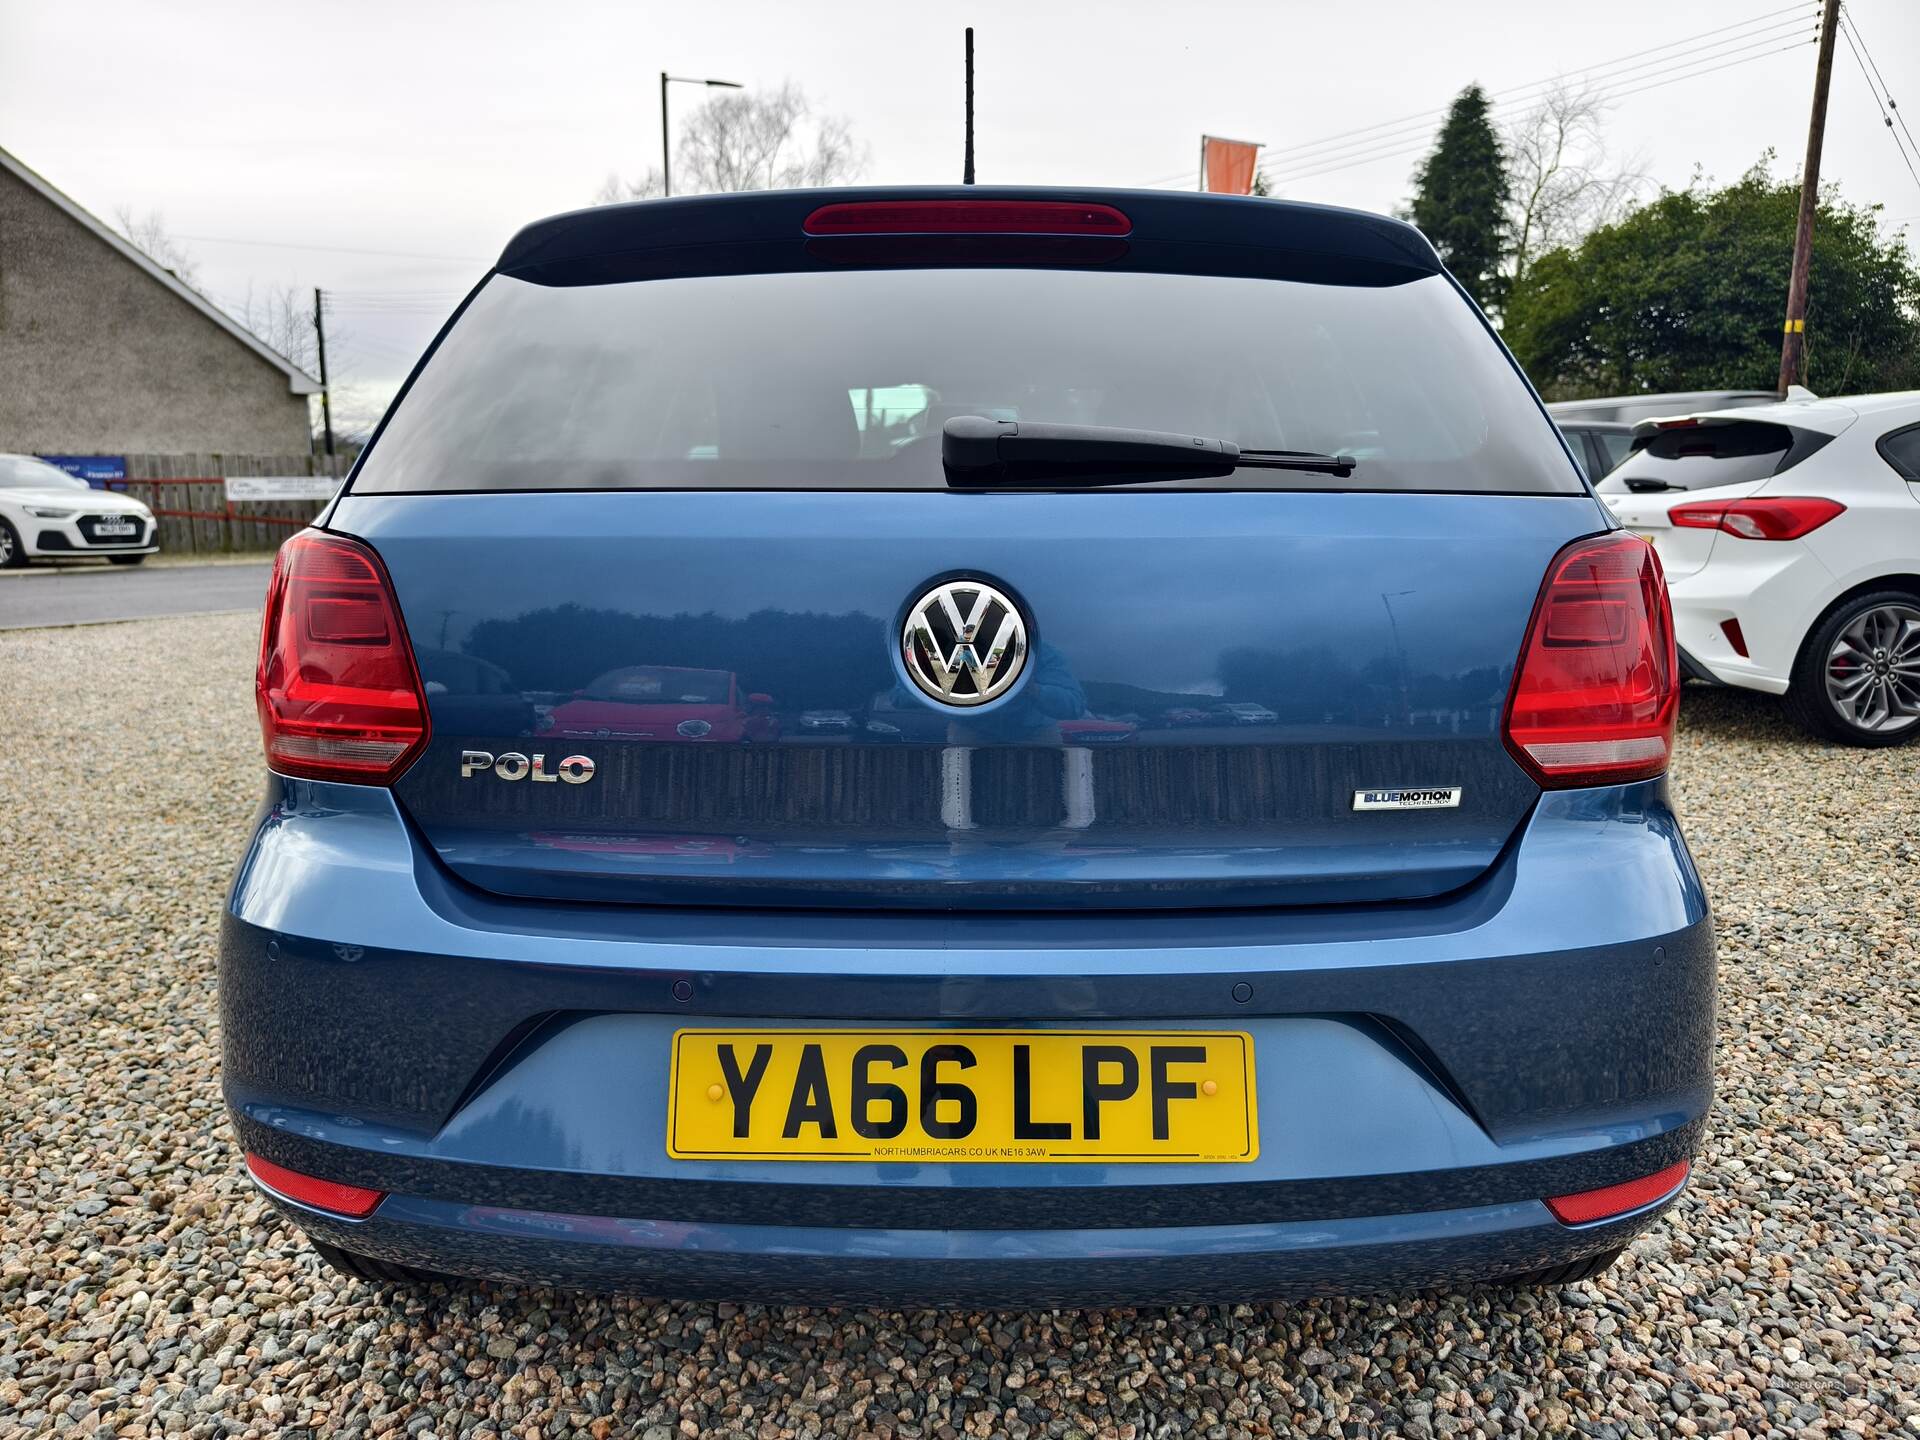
[667,1029,1257,1163]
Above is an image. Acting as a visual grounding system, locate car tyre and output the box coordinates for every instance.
[0,517,24,568]
[1495,1245,1623,1288]
[311,1239,455,1289]
[1784,589,1920,747]
[108,554,147,566]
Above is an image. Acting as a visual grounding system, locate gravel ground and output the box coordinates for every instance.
[3,611,1917,1440]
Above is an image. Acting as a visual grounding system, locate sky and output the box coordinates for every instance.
[3,0,1917,437]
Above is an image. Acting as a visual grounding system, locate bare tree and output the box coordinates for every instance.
[597,82,867,202]
[1503,81,1647,289]
[234,282,321,373]
[114,206,202,288]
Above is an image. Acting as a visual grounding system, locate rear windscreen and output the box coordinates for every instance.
[1606,421,1794,493]
[350,268,1582,495]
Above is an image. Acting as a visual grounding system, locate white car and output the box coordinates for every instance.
[1597,391,1920,745]
[0,454,158,566]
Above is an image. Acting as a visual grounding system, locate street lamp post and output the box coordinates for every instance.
[660,73,744,197]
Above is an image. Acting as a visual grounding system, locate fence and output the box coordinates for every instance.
[115,453,345,556]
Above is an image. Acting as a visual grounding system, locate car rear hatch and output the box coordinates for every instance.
[325,189,1608,911]
[1600,413,1843,577]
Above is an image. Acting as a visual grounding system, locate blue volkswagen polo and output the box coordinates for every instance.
[222,188,1712,1305]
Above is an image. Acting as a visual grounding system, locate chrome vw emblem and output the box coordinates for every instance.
[902,579,1029,707]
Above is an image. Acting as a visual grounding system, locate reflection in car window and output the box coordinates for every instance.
[581,667,733,704]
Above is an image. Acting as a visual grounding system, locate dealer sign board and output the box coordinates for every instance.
[224,475,340,503]
[37,455,128,487]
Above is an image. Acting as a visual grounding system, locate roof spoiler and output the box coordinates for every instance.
[496,186,1444,285]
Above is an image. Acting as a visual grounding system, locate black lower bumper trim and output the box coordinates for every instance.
[233,1108,1705,1232]
[1677,646,1724,686]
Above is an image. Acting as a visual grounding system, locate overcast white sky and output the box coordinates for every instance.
[4,0,1917,434]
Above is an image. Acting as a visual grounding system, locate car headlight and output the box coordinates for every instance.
[26,506,75,519]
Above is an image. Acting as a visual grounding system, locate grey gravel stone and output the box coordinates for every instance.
[2,615,1917,1439]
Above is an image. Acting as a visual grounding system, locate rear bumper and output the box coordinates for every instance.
[222,775,1713,1302]
[1666,539,1831,694]
[266,1182,1683,1307]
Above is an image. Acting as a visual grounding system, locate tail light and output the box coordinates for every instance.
[1546,1159,1690,1225]
[1667,496,1845,540]
[1504,532,1678,787]
[256,529,429,784]
[245,1153,385,1219]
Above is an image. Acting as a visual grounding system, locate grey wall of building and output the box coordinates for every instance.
[0,165,314,456]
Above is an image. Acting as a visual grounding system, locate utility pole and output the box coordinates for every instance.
[963,28,975,184]
[660,72,672,197]
[312,287,335,464]
[1777,0,1842,396]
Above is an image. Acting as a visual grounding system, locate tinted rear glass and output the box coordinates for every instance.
[1608,421,1792,492]
[1880,423,1920,481]
[1596,430,1634,473]
[352,269,1580,495]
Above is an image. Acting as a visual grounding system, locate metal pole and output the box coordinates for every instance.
[963,28,975,184]
[660,71,672,198]
[312,287,334,463]
[1777,0,1842,396]
[1198,135,1208,192]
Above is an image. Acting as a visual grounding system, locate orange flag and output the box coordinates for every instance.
[1202,136,1261,195]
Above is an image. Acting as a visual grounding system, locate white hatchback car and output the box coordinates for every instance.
[0,454,159,567]
[1597,392,1920,746]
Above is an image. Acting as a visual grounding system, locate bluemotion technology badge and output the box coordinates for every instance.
[1353,787,1463,811]
[902,579,1029,707]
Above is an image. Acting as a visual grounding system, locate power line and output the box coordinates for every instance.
[1267,30,1816,181]
[1133,0,1820,190]
[1839,6,1920,160]
[1836,13,1920,195]
[1266,36,1815,188]
[172,233,487,264]
[1836,16,1920,193]
[1154,0,1814,184]
[1262,5,1818,174]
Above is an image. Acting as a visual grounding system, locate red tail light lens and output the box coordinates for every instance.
[1504,533,1678,787]
[803,200,1132,236]
[1667,496,1845,540]
[256,529,429,784]
[1546,1159,1690,1225]
[245,1153,385,1218]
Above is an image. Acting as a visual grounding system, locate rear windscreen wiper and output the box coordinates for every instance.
[942,416,1356,486]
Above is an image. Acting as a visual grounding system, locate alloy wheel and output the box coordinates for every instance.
[1825,602,1920,733]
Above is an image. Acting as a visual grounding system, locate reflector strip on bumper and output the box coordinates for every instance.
[246,1153,386,1219]
[1546,1159,1690,1225]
